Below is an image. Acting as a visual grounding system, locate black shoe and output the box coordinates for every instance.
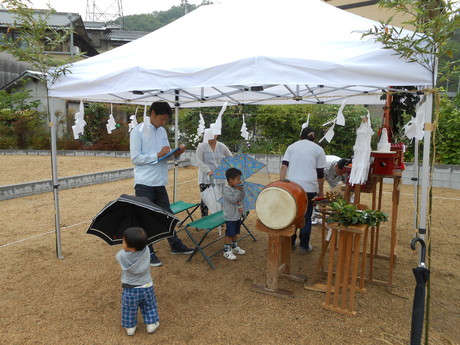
[171,243,194,255]
[150,253,162,267]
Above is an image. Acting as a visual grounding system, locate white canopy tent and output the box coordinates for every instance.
[49,0,432,105]
[47,0,434,258]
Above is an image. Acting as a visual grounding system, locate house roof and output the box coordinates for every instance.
[0,70,44,91]
[0,9,80,27]
[101,30,149,42]
[83,21,122,31]
[0,10,99,56]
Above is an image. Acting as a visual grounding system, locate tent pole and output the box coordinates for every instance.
[48,97,63,259]
[174,90,179,203]
[418,94,433,264]
[413,139,419,231]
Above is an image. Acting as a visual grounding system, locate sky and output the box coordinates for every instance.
[29,0,204,19]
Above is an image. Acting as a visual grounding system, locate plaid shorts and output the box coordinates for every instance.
[121,285,159,328]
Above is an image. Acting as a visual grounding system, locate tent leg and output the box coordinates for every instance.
[413,139,419,231]
[49,97,63,259]
[173,93,179,203]
[418,94,433,265]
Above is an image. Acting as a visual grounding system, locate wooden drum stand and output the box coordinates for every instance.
[251,220,306,299]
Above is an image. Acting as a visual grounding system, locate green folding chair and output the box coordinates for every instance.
[184,210,256,269]
[170,201,200,229]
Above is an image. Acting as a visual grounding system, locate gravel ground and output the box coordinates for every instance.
[0,156,458,345]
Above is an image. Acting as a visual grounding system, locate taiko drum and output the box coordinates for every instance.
[255,180,307,230]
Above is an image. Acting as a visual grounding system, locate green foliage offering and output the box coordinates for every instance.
[439,28,460,92]
[363,0,460,82]
[435,95,460,164]
[327,198,389,227]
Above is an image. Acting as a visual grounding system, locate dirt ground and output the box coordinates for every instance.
[0,155,459,345]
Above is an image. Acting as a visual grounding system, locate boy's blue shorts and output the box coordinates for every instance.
[225,220,241,237]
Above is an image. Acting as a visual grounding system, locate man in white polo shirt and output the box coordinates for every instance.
[280,126,327,253]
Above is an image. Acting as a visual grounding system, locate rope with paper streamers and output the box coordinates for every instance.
[66,88,436,106]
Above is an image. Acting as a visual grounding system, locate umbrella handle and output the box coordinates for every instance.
[411,237,426,267]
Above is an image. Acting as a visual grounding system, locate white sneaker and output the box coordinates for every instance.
[126,326,136,336]
[147,322,159,334]
[223,250,237,261]
[232,246,246,255]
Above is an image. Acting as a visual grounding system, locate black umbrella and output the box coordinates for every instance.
[410,237,430,345]
[87,194,179,246]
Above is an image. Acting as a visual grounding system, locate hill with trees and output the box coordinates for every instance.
[110,3,203,32]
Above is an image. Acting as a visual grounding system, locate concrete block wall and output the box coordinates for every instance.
[185,151,460,190]
[0,159,190,201]
[0,149,131,158]
[1,150,460,190]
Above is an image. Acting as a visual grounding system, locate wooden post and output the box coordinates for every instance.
[322,223,366,317]
[251,220,306,298]
[388,176,401,286]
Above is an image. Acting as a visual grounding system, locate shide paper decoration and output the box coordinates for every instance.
[72,100,86,139]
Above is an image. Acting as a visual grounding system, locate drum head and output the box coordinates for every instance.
[256,187,296,230]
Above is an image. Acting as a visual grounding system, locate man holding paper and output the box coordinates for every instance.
[130,101,193,267]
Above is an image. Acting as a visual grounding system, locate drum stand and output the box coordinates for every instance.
[251,220,306,299]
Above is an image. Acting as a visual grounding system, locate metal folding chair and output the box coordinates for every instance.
[184,210,256,269]
[170,201,200,229]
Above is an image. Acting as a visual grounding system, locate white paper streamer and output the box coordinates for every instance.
[318,101,347,143]
[197,112,206,136]
[319,123,335,143]
[300,113,310,134]
[241,114,249,140]
[143,105,149,123]
[211,101,227,135]
[106,104,117,134]
[128,107,139,132]
[404,103,425,141]
[336,100,346,126]
[203,128,214,143]
[72,100,86,139]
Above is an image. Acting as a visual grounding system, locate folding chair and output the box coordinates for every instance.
[170,201,200,229]
[184,210,256,269]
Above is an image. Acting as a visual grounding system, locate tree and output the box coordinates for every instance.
[363,1,460,343]
[1,0,79,86]
[111,4,199,32]
[0,0,81,258]
[436,94,460,164]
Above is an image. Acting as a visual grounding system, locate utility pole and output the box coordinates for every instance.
[181,0,189,15]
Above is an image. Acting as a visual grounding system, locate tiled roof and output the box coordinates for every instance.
[84,21,121,30]
[101,30,149,41]
[1,70,44,91]
[0,9,80,27]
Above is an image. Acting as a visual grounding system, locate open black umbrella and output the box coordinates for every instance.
[87,194,179,246]
[410,237,430,345]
